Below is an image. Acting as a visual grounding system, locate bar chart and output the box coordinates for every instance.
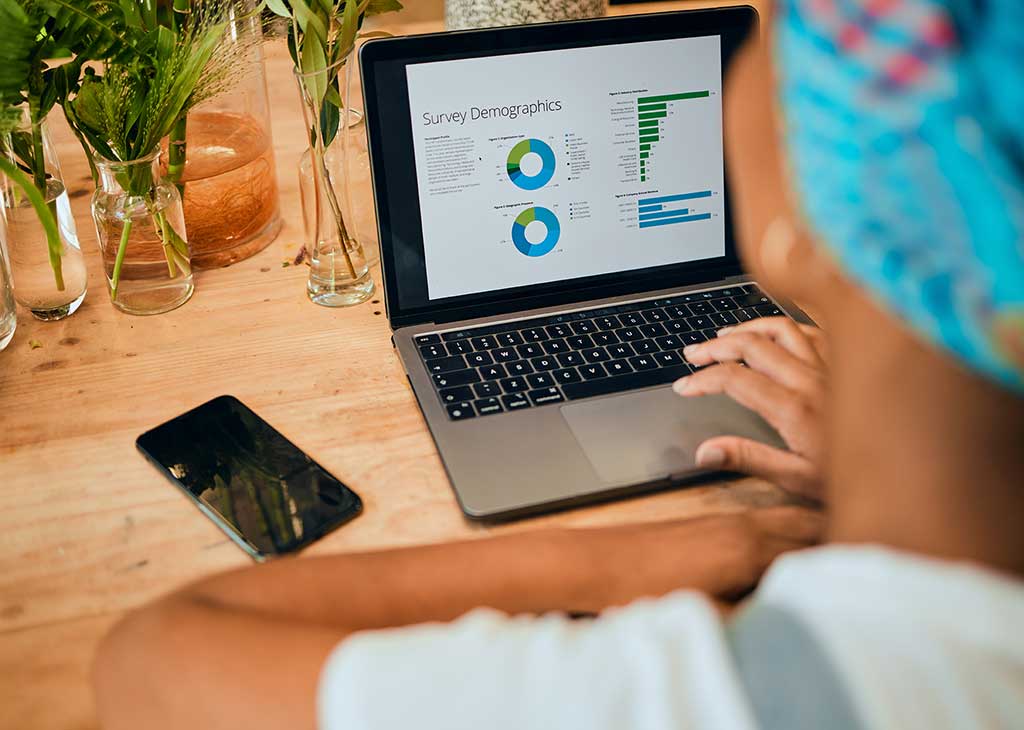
[637,90,710,182]
[637,190,713,229]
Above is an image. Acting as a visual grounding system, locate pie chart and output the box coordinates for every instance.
[507,138,556,190]
[511,207,560,257]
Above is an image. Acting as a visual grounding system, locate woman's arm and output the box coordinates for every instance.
[94,506,820,730]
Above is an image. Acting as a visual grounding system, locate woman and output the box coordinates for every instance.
[93,1,1024,728]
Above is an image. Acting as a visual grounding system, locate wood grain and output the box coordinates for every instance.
[0,2,778,727]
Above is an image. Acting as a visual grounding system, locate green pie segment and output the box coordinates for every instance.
[506,138,556,191]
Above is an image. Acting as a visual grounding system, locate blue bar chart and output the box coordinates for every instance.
[637,190,713,229]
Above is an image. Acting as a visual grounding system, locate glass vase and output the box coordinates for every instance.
[91,150,194,315]
[294,54,375,307]
[0,114,88,321]
[168,0,282,268]
[0,234,16,351]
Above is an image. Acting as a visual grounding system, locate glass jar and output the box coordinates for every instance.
[0,234,16,351]
[91,150,193,315]
[0,114,88,320]
[169,0,282,268]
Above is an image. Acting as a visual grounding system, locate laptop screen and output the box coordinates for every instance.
[405,35,726,301]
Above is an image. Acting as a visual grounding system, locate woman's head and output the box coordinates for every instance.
[725,0,1024,396]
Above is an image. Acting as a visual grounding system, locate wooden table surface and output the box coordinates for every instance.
[0,1,779,727]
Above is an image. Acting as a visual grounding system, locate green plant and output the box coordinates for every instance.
[0,0,122,289]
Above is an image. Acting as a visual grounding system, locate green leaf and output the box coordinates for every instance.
[300,32,327,103]
[338,0,359,57]
[264,0,291,17]
[364,0,402,15]
[0,155,64,290]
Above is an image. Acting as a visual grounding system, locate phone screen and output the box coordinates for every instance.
[137,395,362,559]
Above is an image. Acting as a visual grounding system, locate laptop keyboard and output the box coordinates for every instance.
[413,283,783,420]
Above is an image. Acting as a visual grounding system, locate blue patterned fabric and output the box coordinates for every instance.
[775,0,1024,393]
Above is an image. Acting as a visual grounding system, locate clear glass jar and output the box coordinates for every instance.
[91,150,194,315]
[169,0,282,268]
[0,114,88,320]
[0,234,16,351]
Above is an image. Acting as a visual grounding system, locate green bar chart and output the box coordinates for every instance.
[637,89,710,182]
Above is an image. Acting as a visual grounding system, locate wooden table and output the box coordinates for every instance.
[0,2,779,727]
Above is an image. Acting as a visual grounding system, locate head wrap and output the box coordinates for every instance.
[776,0,1024,393]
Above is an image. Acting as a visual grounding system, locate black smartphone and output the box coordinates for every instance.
[137,395,362,561]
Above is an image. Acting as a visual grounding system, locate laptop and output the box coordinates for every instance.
[360,6,809,520]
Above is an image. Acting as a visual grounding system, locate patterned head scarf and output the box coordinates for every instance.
[775,0,1024,393]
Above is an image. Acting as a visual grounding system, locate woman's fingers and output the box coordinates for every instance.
[695,436,822,501]
[682,332,822,392]
[717,316,825,366]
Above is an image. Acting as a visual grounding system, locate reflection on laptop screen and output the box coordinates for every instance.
[405,35,725,301]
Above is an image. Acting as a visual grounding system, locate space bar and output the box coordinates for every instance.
[562,364,692,401]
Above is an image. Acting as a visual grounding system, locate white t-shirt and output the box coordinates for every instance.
[319,545,1024,729]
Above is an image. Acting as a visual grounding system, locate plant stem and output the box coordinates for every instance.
[167,0,192,198]
[0,156,64,291]
[110,218,132,300]
[27,110,66,291]
[313,139,358,280]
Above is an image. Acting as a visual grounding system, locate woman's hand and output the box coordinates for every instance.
[673,317,827,501]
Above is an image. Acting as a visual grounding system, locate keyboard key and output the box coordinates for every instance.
[419,344,446,359]
[528,387,565,406]
[755,303,783,317]
[506,360,533,376]
[592,331,619,346]
[474,397,503,416]
[543,339,568,354]
[497,332,523,347]
[433,370,480,388]
[466,351,494,367]
[425,355,467,374]
[629,355,658,371]
[521,327,548,342]
[579,363,607,380]
[643,309,667,323]
[480,364,507,380]
[447,340,472,355]
[594,316,620,330]
[620,312,644,326]
[473,381,501,398]
[709,298,738,312]
[712,311,738,327]
[501,393,531,410]
[415,334,441,346]
[493,348,518,362]
[471,336,496,351]
[735,308,757,322]
[562,364,691,400]
[518,343,543,358]
[665,320,692,334]
[546,324,571,339]
[680,331,708,346]
[605,359,633,376]
[570,320,595,335]
[655,351,683,366]
[438,385,473,404]
[531,356,558,371]
[567,335,594,350]
[583,347,610,363]
[687,301,712,315]
[500,376,529,392]
[735,293,771,308]
[687,315,714,330]
[446,402,475,420]
[527,372,554,389]
[633,339,658,354]
[617,327,643,341]
[608,343,634,358]
[665,305,690,319]
[557,352,584,367]
[553,368,582,384]
[639,323,667,338]
[656,335,683,350]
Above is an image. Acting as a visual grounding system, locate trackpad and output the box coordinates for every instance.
[560,387,785,486]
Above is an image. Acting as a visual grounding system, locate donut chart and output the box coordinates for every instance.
[506,138,556,190]
[511,207,560,257]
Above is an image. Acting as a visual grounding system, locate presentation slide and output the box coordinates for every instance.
[405,35,725,301]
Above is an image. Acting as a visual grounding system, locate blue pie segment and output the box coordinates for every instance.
[511,206,560,257]
[507,138,556,191]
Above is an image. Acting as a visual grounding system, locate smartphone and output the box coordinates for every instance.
[137,395,362,561]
